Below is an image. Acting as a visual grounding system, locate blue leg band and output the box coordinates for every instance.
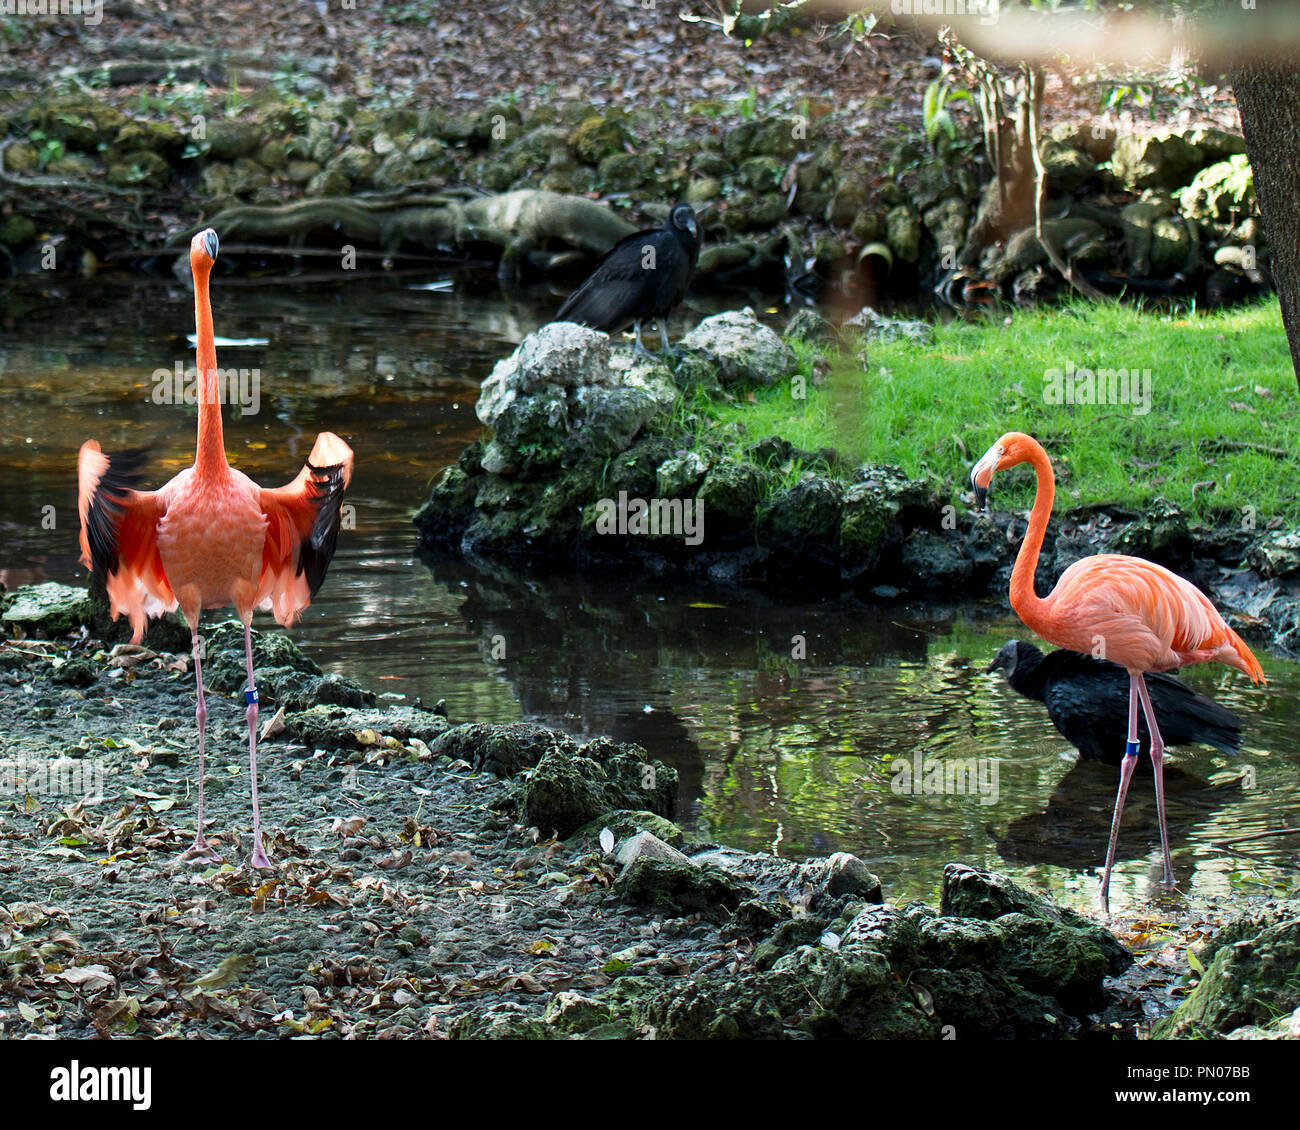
[245,688,259,706]
[1125,739,1139,759]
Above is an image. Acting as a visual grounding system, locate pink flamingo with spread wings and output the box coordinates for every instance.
[77,228,354,869]
[970,432,1264,916]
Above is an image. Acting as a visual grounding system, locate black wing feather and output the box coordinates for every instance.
[298,460,349,596]
[83,447,151,590]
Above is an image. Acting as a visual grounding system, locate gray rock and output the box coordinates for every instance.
[615,830,692,871]
[679,310,796,388]
[1,583,95,636]
[1110,131,1202,191]
[884,203,922,262]
[843,305,934,345]
[1250,530,1300,578]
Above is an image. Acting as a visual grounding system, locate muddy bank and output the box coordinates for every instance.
[412,315,1300,661]
[1,588,1296,1039]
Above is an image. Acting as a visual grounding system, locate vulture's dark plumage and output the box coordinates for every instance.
[987,640,1243,765]
[555,203,699,353]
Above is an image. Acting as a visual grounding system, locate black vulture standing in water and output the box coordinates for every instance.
[987,640,1243,766]
[555,203,699,355]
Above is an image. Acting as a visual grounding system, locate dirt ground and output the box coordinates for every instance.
[0,628,736,1038]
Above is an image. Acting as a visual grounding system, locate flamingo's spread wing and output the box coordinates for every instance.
[77,441,176,643]
[256,432,353,626]
[1055,554,1265,682]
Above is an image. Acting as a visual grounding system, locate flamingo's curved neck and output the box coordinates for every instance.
[1009,441,1054,631]
[193,263,226,480]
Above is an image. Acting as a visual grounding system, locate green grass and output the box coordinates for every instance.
[707,299,1300,526]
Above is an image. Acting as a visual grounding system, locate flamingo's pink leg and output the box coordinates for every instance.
[188,630,219,860]
[1134,673,1176,889]
[243,624,272,869]
[1099,674,1142,917]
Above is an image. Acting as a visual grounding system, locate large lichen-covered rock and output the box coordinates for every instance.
[475,325,676,475]
[1155,912,1300,1039]
[1110,130,1203,191]
[565,863,1131,1040]
[575,809,685,846]
[679,310,796,388]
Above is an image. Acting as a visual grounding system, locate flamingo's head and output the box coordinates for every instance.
[189,227,219,269]
[969,431,1038,511]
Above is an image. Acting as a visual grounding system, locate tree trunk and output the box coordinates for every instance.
[1231,60,1300,390]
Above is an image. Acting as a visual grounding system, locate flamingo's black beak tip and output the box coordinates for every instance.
[202,229,219,262]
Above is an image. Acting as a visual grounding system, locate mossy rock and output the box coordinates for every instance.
[595,151,643,193]
[695,458,766,542]
[575,809,685,846]
[305,167,351,197]
[114,120,185,157]
[885,204,923,263]
[3,141,40,173]
[25,94,127,150]
[374,151,419,190]
[569,114,630,165]
[839,482,897,573]
[738,155,785,193]
[0,214,37,246]
[606,436,678,498]
[615,858,755,917]
[1154,915,1300,1038]
[1110,130,1203,191]
[107,150,173,190]
[203,120,263,161]
[1,583,96,637]
[329,144,379,186]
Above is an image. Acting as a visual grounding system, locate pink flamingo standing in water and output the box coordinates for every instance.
[970,432,1264,915]
[77,228,354,868]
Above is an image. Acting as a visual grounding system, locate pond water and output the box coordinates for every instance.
[2,269,1296,915]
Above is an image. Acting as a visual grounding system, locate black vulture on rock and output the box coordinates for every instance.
[987,640,1242,766]
[555,202,699,355]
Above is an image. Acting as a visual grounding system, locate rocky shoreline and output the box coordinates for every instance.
[412,312,1300,661]
[1,594,1295,1040]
